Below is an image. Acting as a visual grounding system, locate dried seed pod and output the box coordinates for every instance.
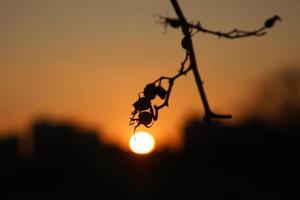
[156,85,167,99]
[143,83,157,100]
[138,111,153,126]
[133,97,151,111]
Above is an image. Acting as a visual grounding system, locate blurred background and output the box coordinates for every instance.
[0,0,299,199]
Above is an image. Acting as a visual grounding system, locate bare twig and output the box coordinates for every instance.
[188,23,266,39]
[157,14,281,39]
[153,56,192,115]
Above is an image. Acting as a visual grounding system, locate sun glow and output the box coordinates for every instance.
[129,131,156,154]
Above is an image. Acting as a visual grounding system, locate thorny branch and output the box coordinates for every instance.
[130,1,281,132]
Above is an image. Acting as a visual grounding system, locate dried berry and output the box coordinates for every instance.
[133,97,151,111]
[138,111,153,126]
[156,85,167,99]
[144,83,157,100]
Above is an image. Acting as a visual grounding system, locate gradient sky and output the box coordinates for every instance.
[0,0,299,151]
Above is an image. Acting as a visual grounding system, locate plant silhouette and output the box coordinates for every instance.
[130,0,281,132]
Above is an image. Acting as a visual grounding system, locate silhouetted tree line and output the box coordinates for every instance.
[0,69,299,200]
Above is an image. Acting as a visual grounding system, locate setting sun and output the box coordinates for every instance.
[129,131,156,154]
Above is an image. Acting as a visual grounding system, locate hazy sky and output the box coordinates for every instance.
[0,0,299,150]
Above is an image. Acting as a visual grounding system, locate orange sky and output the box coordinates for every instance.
[0,0,299,151]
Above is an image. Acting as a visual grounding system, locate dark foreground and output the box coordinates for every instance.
[0,117,299,200]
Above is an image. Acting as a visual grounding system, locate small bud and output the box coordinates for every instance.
[181,36,190,50]
[264,15,281,28]
[167,18,180,28]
